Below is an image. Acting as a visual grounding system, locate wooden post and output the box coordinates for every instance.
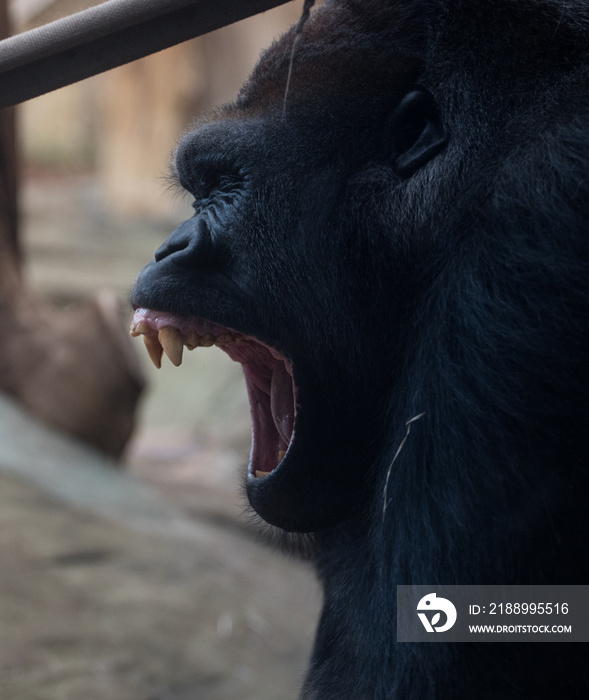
[0,1,143,458]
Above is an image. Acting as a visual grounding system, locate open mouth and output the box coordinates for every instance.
[130,308,296,479]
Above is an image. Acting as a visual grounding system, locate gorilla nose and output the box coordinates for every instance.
[154,217,212,269]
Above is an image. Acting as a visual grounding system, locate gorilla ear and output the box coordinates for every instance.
[389,89,447,176]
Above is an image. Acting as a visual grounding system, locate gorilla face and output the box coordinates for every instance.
[130,2,447,532]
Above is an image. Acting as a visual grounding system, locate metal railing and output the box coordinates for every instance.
[0,0,292,107]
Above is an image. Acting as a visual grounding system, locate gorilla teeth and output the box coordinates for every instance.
[254,451,287,478]
[186,331,215,348]
[158,327,184,367]
[143,334,163,369]
[129,319,245,368]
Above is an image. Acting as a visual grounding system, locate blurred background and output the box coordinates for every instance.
[0,2,321,698]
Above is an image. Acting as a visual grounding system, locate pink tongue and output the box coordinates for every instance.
[270,361,294,446]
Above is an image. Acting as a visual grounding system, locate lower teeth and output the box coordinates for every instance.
[254,451,287,479]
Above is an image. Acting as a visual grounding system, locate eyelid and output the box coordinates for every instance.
[176,148,245,191]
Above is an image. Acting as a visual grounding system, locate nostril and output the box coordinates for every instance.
[154,236,184,263]
[154,218,212,268]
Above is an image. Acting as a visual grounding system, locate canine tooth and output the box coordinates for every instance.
[129,321,149,337]
[255,470,272,478]
[158,327,184,366]
[143,334,163,369]
[278,450,286,461]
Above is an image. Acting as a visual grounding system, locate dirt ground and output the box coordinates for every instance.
[0,173,322,699]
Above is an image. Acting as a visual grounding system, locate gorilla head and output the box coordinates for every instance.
[131,1,451,532]
[131,1,589,696]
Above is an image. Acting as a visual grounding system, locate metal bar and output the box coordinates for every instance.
[0,0,19,261]
[0,0,293,108]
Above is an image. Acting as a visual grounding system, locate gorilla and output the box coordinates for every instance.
[130,1,589,697]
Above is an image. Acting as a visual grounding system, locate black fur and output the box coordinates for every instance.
[132,1,589,697]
